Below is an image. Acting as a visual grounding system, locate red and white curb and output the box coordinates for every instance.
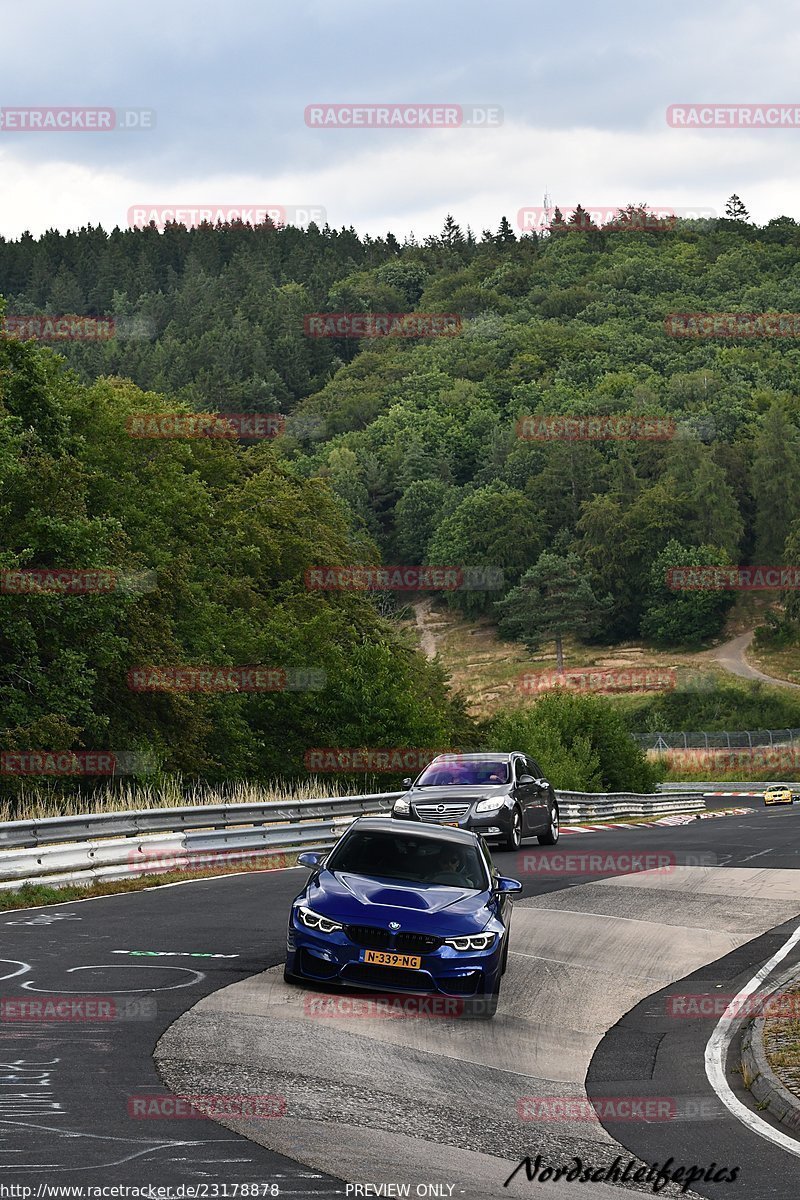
[561,808,749,835]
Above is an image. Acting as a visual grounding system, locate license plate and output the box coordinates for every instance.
[361,949,421,969]
[445,822,460,827]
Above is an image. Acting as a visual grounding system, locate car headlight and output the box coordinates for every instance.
[474,797,503,813]
[445,932,496,951]
[296,905,343,934]
[393,798,411,813]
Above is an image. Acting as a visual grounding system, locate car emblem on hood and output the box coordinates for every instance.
[436,804,445,812]
[389,921,401,930]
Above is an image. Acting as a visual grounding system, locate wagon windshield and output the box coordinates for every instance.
[415,760,510,787]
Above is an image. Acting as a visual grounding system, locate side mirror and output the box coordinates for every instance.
[402,777,413,788]
[297,851,324,869]
[494,876,523,894]
[518,774,535,785]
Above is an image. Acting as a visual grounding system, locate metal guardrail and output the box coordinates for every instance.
[0,788,707,891]
[659,781,779,793]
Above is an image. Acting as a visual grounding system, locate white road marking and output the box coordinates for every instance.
[705,919,800,1157]
[20,965,205,993]
[736,848,775,863]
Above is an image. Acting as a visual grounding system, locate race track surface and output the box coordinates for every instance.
[2,806,800,1197]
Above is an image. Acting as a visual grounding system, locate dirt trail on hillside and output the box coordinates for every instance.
[700,629,800,690]
[413,598,438,660]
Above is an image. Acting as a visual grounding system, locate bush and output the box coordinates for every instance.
[484,692,659,792]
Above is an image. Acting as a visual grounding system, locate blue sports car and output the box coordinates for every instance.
[284,815,522,1018]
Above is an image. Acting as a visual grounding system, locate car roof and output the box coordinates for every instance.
[428,751,523,763]
[346,815,483,846]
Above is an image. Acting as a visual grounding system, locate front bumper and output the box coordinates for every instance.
[392,805,511,841]
[765,794,794,805]
[286,917,503,997]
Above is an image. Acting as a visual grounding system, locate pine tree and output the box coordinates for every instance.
[496,216,517,244]
[440,215,465,248]
[495,551,612,670]
[690,453,744,558]
[725,194,750,220]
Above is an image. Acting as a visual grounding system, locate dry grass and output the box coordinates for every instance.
[764,989,800,1097]
[0,774,368,823]
[655,750,800,783]
[403,603,729,719]
[747,642,800,686]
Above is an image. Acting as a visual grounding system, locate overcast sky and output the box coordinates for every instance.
[1,0,798,240]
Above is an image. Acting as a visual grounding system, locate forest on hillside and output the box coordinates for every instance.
[4,207,800,793]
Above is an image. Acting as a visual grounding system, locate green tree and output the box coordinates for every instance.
[689,452,744,557]
[495,551,611,670]
[639,540,735,646]
[426,484,541,616]
[725,194,750,220]
[752,402,800,561]
[394,479,454,562]
[487,693,657,792]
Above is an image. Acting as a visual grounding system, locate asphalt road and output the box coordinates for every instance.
[1,806,800,1197]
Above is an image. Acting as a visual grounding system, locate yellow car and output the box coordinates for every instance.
[764,785,794,806]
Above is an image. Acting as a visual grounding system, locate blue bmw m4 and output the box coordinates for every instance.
[284,815,522,1018]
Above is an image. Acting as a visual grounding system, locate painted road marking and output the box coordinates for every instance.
[111,950,239,958]
[705,919,800,1158]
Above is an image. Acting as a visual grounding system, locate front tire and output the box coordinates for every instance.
[538,804,559,845]
[504,806,522,850]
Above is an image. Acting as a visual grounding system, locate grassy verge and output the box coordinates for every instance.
[747,642,800,686]
[763,987,800,1098]
[404,603,737,720]
[0,775,373,823]
[0,854,300,911]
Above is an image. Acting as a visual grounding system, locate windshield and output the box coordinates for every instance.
[415,759,510,787]
[327,830,487,890]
